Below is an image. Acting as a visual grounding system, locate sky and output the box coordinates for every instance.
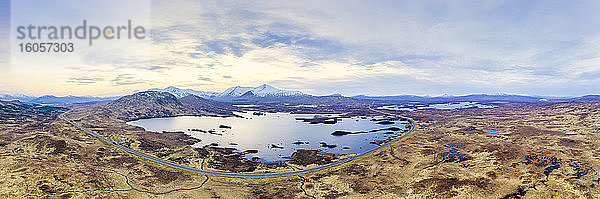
[1,0,600,97]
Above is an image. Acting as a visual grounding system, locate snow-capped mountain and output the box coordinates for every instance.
[217,84,305,98]
[217,86,255,97]
[148,84,304,99]
[0,94,36,102]
[148,86,219,98]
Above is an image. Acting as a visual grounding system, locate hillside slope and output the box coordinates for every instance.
[67,91,236,122]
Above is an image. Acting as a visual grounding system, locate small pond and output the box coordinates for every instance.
[482,129,498,134]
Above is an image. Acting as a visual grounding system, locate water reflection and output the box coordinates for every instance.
[127,112,408,162]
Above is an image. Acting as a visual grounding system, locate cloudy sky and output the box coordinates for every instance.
[1,0,600,97]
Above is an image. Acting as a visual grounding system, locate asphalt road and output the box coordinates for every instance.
[60,112,415,178]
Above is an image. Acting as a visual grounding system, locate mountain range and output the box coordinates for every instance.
[147,86,219,99]
[2,84,599,105]
[149,85,594,103]
[0,94,117,105]
[149,84,305,99]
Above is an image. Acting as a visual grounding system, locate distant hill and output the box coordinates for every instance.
[353,95,430,101]
[0,94,36,102]
[0,100,68,127]
[568,95,600,102]
[0,94,117,105]
[440,94,545,103]
[28,95,118,105]
[353,94,547,103]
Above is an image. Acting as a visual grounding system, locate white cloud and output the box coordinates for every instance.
[4,0,600,96]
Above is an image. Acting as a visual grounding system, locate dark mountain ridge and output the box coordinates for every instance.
[567,95,600,102]
[67,91,236,122]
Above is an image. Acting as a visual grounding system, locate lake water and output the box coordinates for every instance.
[127,112,408,162]
[377,102,494,111]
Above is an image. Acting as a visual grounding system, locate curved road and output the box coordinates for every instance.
[60,110,414,178]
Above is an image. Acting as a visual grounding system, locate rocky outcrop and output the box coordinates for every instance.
[288,149,335,166]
